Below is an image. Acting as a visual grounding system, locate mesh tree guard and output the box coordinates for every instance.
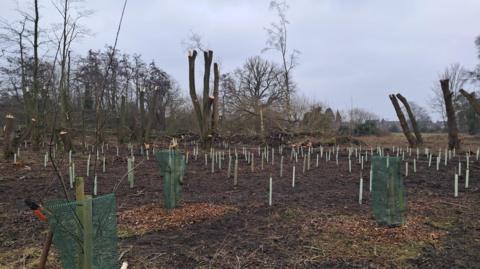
[371,156,407,226]
[45,193,119,269]
[156,150,186,209]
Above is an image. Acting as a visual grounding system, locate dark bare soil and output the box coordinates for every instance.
[1,139,480,268]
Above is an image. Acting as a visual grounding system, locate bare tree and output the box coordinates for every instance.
[224,56,284,140]
[347,108,378,124]
[182,31,207,52]
[263,0,299,120]
[0,17,30,122]
[52,0,92,151]
[409,102,434,132]
[30,0,41,149]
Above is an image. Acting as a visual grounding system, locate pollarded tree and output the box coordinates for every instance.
[389,94,417,147]
[188,50,219,148]
[459,89,480,116]
[429,64,467,126]
[395,93,423,145]
[440,79,461,150]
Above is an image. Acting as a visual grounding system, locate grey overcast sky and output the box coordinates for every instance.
[2,0,480,120]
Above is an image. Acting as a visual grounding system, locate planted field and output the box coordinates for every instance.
[1,135,479,268]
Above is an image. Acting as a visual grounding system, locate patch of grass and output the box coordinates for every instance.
[425,217,458,231]
[0,246,61,269]
[297,213,446,267]
[375,242,424,261]
[117,227,143,238]
[280,208,303,220]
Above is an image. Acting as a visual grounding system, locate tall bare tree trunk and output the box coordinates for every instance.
[58,1,73,152]
[117,95,127,144]
[389,94,416,147]
[188,50,219,149]
[396,93,423,145]
[211,63,219,134]
[260,106,265,142]
[139,89,146,145]
[59,131,73,152]
[17,20,31,128]
[145,89,159,141]
[459,89,480,116]
[441,79,460,150]
[31,0,41,150]
[3,114,15,160]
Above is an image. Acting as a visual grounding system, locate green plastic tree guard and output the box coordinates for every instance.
[156,150,186,209]
[371,156,407,226]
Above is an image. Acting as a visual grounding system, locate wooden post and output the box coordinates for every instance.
[75,177,93,269]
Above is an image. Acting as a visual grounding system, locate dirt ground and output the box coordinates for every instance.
[1,133,480,268]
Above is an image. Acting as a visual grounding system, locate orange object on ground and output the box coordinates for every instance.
[34,209,47,222]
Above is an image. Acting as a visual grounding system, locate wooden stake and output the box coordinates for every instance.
[75,177,93,269]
